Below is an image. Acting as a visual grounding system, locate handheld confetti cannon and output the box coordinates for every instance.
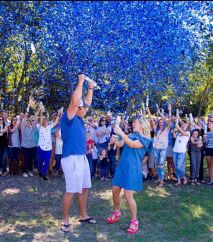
[85,76,97,88]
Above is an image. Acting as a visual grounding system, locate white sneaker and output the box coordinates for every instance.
[28,171,34,177]
[23,173,28,178]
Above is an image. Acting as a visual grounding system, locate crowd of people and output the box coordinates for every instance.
[0,73,213,235]
[0,106,212,186]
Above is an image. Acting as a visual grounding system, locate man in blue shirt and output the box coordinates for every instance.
[60,74,96,232]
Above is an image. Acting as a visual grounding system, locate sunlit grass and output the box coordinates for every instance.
[1,188,20,196]
[0,164,212,242]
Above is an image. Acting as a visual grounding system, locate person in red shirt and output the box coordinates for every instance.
[86,132,95,178]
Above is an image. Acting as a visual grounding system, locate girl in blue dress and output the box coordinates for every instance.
[107,117,150,234]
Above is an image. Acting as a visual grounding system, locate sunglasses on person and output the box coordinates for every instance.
[13,119,17,121]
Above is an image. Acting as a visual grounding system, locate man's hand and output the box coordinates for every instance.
[88,81,95,89]
[78,74,85,83]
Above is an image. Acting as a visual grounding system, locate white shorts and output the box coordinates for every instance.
[61,155,91,193]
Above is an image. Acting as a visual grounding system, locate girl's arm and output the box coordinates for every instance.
[114,127,144,149]
[166,104,172,131]
[146,107,156,130]
[39,111,43,128]
[55,128,59,139]
[52,115,60,128]
[173,129,177,139]
[190,122,201,131]
[176,124,190,137]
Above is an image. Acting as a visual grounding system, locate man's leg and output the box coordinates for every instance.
[62,192,74,224]
[78,188,89,219]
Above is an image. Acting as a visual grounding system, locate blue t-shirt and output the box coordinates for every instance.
[61,112,86,158]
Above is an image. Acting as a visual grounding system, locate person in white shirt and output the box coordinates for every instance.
[86,116,98,143]
[37,113,59,180]
[173,121,190,186]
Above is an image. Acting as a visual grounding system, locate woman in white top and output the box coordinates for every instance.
[38,113,59,180]
[153,104,171,187]
[173,121,190,186]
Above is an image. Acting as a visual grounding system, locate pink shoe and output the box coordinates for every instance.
[127,219,139,234]
[107,210,121,224]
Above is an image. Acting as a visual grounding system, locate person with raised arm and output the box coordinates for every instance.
[153,104,172,187]
[8,116,21,175]
[173,119,190,186]
[21,112,37,178]
[37,111,59,180]
[146,107,157,180]
[60,74,96,233]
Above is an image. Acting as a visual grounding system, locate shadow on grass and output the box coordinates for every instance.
[0,176,123,242]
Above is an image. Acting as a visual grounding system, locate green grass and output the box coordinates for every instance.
[0,158,212,242]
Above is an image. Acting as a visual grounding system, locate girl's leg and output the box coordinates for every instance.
[42,150,52,176]
[178,153,187,183]
[55,154,61,172]
[207,156,213,182]
[112,186,122,211]
[173,152,181,184]
[191,152,196,181]
[37,147,44,173]
[8,147,14,175]
[199,151,204,181]
[22,147,29,174]
[124,190,137,221]
[107,186,122,223]
[195,153,201,182]
[154,148,160,181]
[14,148,20,175]
[2,148,8,173]
[28,148,34,172]
[158,149,167,185]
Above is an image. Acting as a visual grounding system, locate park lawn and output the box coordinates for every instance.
[0,157,212,242]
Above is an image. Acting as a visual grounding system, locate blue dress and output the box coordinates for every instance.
[112,132,150,191]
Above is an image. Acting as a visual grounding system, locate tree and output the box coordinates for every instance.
[0,1,212,114]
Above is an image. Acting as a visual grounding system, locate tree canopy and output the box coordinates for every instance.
[0,1,212,115]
